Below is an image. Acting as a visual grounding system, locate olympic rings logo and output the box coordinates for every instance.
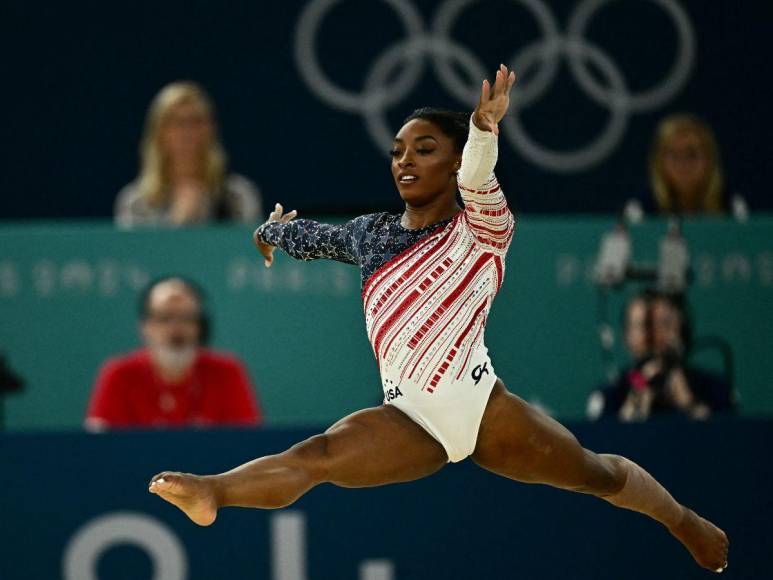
[294,0,695,172]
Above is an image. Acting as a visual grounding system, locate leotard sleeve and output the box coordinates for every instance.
[456,117,515,255]
[254,217,363,265]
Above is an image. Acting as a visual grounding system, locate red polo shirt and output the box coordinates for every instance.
[86,348,262,429]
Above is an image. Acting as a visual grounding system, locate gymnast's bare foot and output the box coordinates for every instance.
[148,471,219,526]
[669,508,729,573]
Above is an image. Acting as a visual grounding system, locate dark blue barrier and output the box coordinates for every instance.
[2,419,771,579]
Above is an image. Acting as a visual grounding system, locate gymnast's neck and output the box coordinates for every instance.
[400,191,461,230]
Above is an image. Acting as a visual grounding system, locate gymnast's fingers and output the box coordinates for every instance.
[494,66,505,96]
[480,78,491,103]
[263,246,275,268]
[270,203,284,221]
[507,70,517,92]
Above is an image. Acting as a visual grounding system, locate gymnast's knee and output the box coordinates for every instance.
[573,451,628,496]
[284,434,333,484]
[251,436,332,509]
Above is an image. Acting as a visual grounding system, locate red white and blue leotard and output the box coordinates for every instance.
[257,120,514,461]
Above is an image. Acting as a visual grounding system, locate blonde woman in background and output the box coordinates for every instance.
[116,82,262,227]
[625,113,747,221]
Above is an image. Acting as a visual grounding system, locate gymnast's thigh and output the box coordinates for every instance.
[318,404,448,488]
[472,380,612,491]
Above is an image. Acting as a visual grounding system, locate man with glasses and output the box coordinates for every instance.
[85,276,261,430]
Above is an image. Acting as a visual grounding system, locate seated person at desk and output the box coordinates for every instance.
[115,81,262,227]
[588,290,735,422]
[85,276,262,430]
[624,113,747,220]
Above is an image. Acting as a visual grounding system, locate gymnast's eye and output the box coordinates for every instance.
[416,148,434,155]
[389,149,401,157]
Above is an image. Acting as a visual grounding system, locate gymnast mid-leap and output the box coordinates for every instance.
[149,65,728,573]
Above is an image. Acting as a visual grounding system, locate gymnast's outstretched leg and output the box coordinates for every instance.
[148,404,447,525]
[472,379,729,573]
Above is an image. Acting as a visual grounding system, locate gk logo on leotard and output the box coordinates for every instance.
[471,362,489,385]
[295,0,695,172]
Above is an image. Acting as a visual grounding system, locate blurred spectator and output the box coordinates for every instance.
[0,354,25,430]
[0,354,24,396]
[588,290,735,422]
[85,276,262,430]
[624,114,748,221]
[115,81,262,227]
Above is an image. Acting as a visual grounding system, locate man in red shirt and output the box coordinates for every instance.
[85,276,262,430]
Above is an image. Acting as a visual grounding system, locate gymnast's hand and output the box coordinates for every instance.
[472,64,516,136]
[253,203,297,268]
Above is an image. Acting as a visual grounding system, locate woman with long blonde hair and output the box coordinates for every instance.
[115,81,262,227]
[648,114,736,216]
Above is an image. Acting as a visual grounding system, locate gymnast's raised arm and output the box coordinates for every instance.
[457,64,516,255]
[253,203,361,267]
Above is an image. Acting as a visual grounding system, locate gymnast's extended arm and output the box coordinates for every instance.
[253,203,361,267]
[456,68,517,255]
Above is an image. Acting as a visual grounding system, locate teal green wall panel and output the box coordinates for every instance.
[1,217,771,430]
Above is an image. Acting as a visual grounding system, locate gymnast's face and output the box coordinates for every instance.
[391,119,461,207]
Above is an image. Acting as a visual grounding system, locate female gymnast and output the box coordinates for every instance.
[149,65,728,573]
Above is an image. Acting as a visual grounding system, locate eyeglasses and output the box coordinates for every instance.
[145,312,200,325]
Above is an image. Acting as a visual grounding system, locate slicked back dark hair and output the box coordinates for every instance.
[402,108,469,153]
